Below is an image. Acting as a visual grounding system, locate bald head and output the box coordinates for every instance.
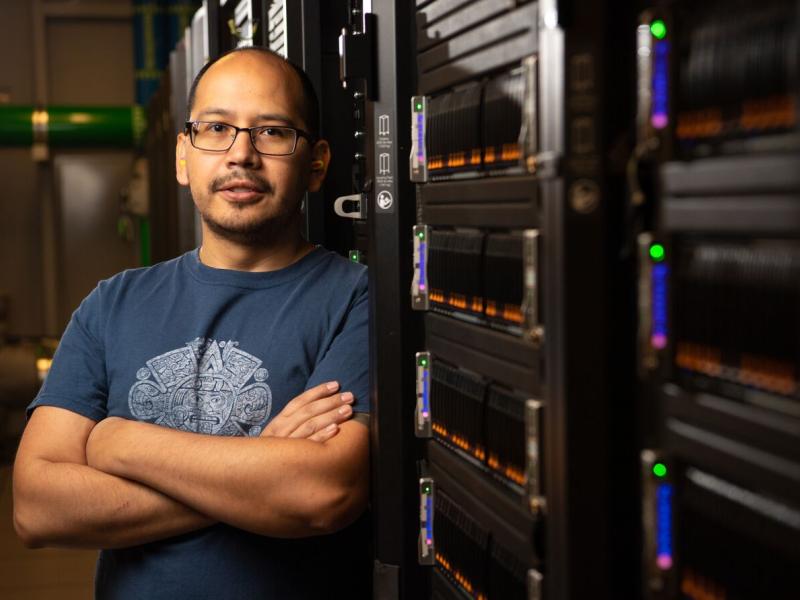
[186,47,320,138]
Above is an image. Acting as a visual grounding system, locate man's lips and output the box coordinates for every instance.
[215,180,267,202]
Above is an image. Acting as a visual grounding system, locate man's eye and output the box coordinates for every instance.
[261,127,288,138]
[200,123,229,135]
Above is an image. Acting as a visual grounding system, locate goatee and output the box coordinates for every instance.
[200,170,302,245]
[201,206,303,246]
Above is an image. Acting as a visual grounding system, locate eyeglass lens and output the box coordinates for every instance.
[191,123,297,155]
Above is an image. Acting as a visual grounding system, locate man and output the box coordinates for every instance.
[13,47,371,599]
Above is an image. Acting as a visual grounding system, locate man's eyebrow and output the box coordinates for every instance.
[195,108,234,119]
[255,113,295,125]
[194,109,296,126]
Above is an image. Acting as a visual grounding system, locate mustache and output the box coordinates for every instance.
[210,172,271,193]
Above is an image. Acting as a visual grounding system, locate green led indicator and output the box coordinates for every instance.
[650,19,667,40]
[417,231,425,240]
[415,102,423,111]
[650,244,666,262]
[423,485,431,494]
[419,358,428,367]
[653,463,668,478]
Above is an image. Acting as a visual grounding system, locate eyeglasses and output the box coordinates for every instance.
[184,121,316,156]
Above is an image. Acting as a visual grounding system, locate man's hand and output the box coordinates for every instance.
[261,381,355,442]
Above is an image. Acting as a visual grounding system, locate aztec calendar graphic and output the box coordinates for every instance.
[128,338,272,436]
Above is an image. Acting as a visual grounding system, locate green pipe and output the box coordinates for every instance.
[1,106,35,145]
[0,106,146,147]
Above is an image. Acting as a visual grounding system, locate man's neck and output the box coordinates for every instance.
[198,230,315,272]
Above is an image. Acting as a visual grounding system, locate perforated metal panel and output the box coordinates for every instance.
[267,0,286,57]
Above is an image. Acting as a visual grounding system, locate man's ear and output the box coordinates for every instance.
[176,133,189,186]
[307,139,331,193]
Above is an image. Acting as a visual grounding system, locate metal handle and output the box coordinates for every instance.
[411,225,430,310]
[418,477,435,565]
[522,230,544,344]
[334,193,367,220]
[525,399,545,515]
[415,352,432,438]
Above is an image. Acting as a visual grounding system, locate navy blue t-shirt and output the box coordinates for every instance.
[28,247,371,599]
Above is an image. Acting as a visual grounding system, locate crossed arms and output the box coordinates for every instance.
[12,382,368,549]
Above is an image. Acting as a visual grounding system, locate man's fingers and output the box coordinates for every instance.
[281,391,351,434]
[288,403,353,439]
[262,389,355,439]
[280,381,340,417]
[308,423,340,443]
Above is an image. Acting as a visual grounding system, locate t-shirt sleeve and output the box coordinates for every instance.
[27,286,108,422]
[305,271,369,414]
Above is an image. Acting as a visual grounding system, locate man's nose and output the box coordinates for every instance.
[226,129,261,167]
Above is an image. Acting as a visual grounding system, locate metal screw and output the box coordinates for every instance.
[569,179,600,214]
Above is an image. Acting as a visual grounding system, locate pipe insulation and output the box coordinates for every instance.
[0,106,146,147]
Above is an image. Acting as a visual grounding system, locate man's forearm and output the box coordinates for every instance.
[87,418,369,538]
[13,457,213,549]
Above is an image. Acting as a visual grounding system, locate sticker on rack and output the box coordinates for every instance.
[379,153,391,175]
[377,190,394,210]
[378,114,390,136]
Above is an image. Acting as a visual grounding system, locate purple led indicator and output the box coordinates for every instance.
[422,411,429,418]
[419,284,426,291]
[657,554,673,570]
[651,113,668,129]
[651,333,667,349]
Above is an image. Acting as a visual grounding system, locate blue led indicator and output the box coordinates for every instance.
[416,113,425,162]
[651,263,669,349]
[419,241,427,292]
[656,483,673,570]
[422,369,430,415]
[651,41,670,129]
[425,495,433,541]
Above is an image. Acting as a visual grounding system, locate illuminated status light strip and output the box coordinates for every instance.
[416,112,425,163]
[425,494,433,546]
[656,482,674,570]
[419,241,427,292]
[651,40,670,129]
[651,263,669,349]
[418,478,435,564]
[422,367,430,418]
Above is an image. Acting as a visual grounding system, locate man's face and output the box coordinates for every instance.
[176,52,328,244]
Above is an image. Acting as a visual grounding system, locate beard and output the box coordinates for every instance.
[200,200,303,246]
[196,171,304,246]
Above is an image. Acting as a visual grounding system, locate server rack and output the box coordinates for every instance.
[636,1,800,598]
[133,2,800,597]
[358,1,639,598]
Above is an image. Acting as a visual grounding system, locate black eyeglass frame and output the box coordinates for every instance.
[184,120,317,156]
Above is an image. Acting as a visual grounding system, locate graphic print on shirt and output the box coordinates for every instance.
[128,337,272,436]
